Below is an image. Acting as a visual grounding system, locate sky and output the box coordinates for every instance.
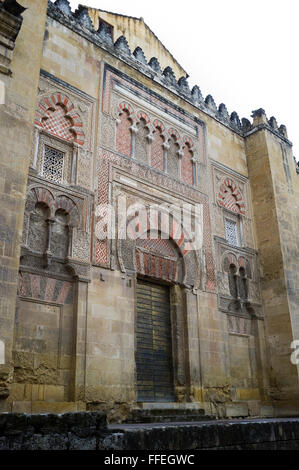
[68,0,299,161]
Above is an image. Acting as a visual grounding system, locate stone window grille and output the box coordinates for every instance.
[42,145,64,183]
[225,219,239,247]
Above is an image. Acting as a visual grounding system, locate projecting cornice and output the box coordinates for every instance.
[0,0,26,75]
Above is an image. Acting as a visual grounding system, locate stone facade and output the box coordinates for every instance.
[0,0,298,421]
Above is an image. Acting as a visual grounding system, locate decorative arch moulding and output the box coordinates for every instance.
[109,69,200,136]
[119,108,187,145]
[217,177,246,215]
[168,128,181,142]
[222,252,252,279]
[117,231,200,288]
[123,210,194,259]
[182,136,194,148]
[35,93,85,146]
[136,110,150,125]
[26,186,80,228]
[153,119,165,132]
[117,101,135,117]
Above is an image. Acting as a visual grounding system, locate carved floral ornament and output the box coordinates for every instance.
[217,177,245,215]
[34,93,85,146]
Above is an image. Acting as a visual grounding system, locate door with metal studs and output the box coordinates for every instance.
[135,280,174,402]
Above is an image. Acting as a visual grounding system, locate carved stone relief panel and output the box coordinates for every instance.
[100,112,116,150]
[72,228,90,263]
[107,174,201,288]
[95,148,215,290]
[76,148,92,190]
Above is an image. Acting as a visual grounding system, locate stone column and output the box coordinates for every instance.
[71,279,88,403]
[67,260,91,404]
[170,285,188,402]
[185,288,202,403]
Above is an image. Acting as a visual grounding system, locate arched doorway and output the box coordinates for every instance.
[117,219,201,403]
[134,236,181,402]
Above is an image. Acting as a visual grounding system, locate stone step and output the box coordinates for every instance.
[127,407,215,424]
[132,407,206,417]
[127,414,216,424]
[138,402,204,410]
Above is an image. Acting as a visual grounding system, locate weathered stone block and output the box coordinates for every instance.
[31,401,80,414]
[11,401,32,413]
[225,402,249,417]
[43,385,65,402]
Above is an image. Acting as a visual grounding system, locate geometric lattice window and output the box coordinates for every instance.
[42,145,64,183]
[225,219,239,247]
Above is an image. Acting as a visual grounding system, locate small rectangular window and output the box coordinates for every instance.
[225,219,239,247]
[42,145,64,183]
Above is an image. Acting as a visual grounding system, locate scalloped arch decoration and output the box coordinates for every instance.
[35,93,85,146]
[118,101,135,117]
[182,136,194,148]
[153,119,165,132]
[137,110,150,125]
[168,128,181,142]
[217,178,245,215]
